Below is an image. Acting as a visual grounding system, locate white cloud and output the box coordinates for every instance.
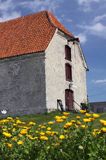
[81,22,105,32]
[77,0,105,12]
[93,79,106,84]
[0,11,21,22]
[19,0,60,13]
[0,0,14,11]
[66,18,73,23]
[78,0,100,5]
[78,22,106,39]
[94,14,106,22]
[76,33,87,44]
[0,0,61,22]
[0,0,21,22]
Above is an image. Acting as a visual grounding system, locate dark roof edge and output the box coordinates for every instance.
[0,50,45,61]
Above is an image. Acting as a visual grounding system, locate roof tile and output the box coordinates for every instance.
[0,11,74,59]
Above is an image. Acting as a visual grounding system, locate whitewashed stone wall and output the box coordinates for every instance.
[45,30,87,111]
[71,43,87,110]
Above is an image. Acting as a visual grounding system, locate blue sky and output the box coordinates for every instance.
[0,0,106,102]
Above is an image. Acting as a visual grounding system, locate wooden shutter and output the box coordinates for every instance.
[65,45,71,61]
[65,64,72,81]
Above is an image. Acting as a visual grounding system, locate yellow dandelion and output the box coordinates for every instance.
[12,136,17,142]
[61,116,67,120]
[12,128,16,132]
[76,116,81,119]
[40,136,48,141]
[46,131,52,135]
[101,127,106,133]
[52,131,58,135]
[64,122,72,129]
[48,121,54,125]
[40,125,46,129]
[80,110,86,114]
[85,113,91,117]
[28,121,36,126]
[47,127,51,131]
[17,140,24,145]
[81,125,86,128]
[71,120,76,123]
[16,120,22,124]
[20,129,28,135]
[3,132,12,138]
[18,134,23,137]
[89,118,95,122]
[51,131,55,136]
[40,132,45,136]
[93,114,100,118]
[7,117,13,120]
[6,143,13,148]
[2,128,7,131]
[100,120,106,126]
[27,135,37,140]
[56,119,64,123]
[83,118,91,123]
[63,112,70,116]
[59,135,65,140]
[76,121,81,125]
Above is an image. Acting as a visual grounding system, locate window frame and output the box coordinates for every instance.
[65,45,71,61]
[65,63,72,82]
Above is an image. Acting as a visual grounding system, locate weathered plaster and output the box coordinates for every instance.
[0,53,46,116]
[45,30,87,111]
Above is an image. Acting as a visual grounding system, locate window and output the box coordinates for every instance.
[65,45,71,61]
[65,63,72,81]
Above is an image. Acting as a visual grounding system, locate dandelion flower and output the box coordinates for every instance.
[80,110,86,114]
[101,127,106,133]
[63,112,70,116]
[40,136,48,141]
[17,140,24,145]
[48,121,54,125]
[3,132,12,138]
[93,114,100,118]
[6,143,13,148]
[59,135,65,140]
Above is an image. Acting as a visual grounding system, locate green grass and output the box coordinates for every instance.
[18,111,106,129]
[19,111,62,124]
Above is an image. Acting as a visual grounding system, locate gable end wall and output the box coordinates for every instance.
[45,30,87,111]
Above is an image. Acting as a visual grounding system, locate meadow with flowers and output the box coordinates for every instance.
[0,110,106,160]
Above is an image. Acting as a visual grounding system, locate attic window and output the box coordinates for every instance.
[65,45,71,61]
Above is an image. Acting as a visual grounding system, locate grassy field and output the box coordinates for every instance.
[19,111,106,128]
[1,111,106,160]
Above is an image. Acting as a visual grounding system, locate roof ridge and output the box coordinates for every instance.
[46,11,73,37]
[45,11,57,28]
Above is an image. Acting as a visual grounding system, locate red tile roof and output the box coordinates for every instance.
[0,11,74,59]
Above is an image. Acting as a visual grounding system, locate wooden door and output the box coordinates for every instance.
[65,89,73,111]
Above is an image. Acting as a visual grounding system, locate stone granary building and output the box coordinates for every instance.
[0,11,88,116]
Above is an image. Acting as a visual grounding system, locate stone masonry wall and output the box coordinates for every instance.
[0,53,46,116]
[90,102,106,113]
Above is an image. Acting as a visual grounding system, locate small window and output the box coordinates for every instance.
[65,45,71,61]
[65,63,72,81]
